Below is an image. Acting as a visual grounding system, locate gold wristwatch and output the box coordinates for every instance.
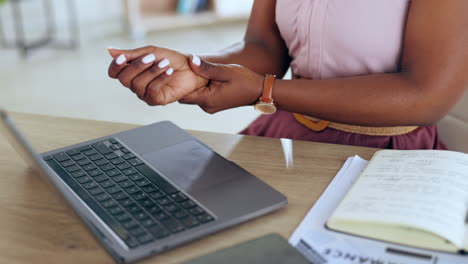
[254,74,277,115]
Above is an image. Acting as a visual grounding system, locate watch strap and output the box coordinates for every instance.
[260,74,276,104]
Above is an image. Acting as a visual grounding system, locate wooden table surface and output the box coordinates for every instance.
[0,112,378,263]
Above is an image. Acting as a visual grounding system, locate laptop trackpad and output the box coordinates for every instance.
[141,140,238,194]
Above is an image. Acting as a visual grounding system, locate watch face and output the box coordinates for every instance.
[255,102,277,115]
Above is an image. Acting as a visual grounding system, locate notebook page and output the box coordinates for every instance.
[331,150,468,248]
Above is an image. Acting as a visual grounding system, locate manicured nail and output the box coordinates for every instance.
[192,55,201,66]
[142,54,156,64]
[116,54,126,65]
[107,46,121,51]
[158,58,170,68]
[166,67,174,76]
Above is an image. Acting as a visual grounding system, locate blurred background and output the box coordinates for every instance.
[0,0,260,134]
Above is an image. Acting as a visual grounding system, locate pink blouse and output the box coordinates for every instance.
[276,0,411,79]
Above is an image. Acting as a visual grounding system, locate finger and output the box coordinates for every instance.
[107,47,123,58]
[144,67,175,106]
[189,55,232,81]
[178,86,211,106]
[131,59,171,99]
[108,53,129,79]
[118,54,159,89]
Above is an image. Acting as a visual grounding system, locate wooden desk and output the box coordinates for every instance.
[0,112,378,263]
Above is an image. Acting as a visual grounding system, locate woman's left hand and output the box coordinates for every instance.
[179,56,265,114]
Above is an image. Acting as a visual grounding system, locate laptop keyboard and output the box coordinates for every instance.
[43,138,214,249]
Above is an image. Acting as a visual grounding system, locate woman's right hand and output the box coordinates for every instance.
[108,46,208,106]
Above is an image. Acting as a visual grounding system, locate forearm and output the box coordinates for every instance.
[200,40,290,78]
[273,72,459,127]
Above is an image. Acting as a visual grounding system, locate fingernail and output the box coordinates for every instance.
[116,54,126,65]
[166,67,174,76]
[158,58,170,68]
[107,46,121,50]
[142,54,156,64]
[192,55,201,66]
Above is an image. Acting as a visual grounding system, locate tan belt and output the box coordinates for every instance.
[292,75,418,136]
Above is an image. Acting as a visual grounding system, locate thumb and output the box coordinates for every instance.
[189,55,231,81]
[107,47,124,58]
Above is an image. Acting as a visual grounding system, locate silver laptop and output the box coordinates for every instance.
[0,109,287,263]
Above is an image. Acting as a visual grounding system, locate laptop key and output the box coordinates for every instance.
[149,191,165,199]
[61,160,75,167]
[71,170,86,178]
[122,153,136,160]
[189,207,205,216]
[148,225,170,239]
[93,142,113,155]
[154,212,169,221]
[43,156,53,161]
[136,179,151,187]
[106,186,121,194]
[122,220,139,229]
[109,206,124,215]
[94,159,109,166]
[164,203,181,212]
[66,165,81,173]
[135,164,178,194]
[77,159,91,166]
[88,187,104,196]
[197,213,214,223]
[142,184,157,193]
[110,158,125,165]
[139,198,155,208]
[174,210,189,219]
[110,144,120,151]
[94,174,109,182]
[119,180,134,188]
[102,199,118,208]
[123,168,138,176]
[117,163,131,170]
[136,234,154,245]
[147,205,162,215]
[129,227,146,236]
[112,175,128,183]
[109,138,118,144]
[100,164,114,171]
[83,181,99,189]
[157,197,171,206]
[121,198,135,207]
[129,173,144,181]
[132,192,147,201]
[72,154,86,161]
[125,237,139,249]
[126,205,142,214]
[95,193,111,202]
[66,149,81,156]
[115,212,132,222]
[83,164,97,171]
[161,218,185,233]
[180,200,196,209]
[53,153,69,162]
[170,192,188,202]
[88,154,102,161]
[125,186,140,194]
[121,148,130,154]
[141,218,157,227]
[128,158,143,166]
[88,169,103,177]
[77,145,93,152]
[105,153,118,160]
[76,176,92,184]
[100,180,115,188]
[133,212,149,221]
[83,149,97,156]
[106,169,121,177]
[112,192,129,200]
[181,216,199,228]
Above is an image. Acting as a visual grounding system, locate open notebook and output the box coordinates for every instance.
[327,150,468,253]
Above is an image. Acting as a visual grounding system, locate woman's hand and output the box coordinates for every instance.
[108,46,208,106]
[179,56,264,114]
